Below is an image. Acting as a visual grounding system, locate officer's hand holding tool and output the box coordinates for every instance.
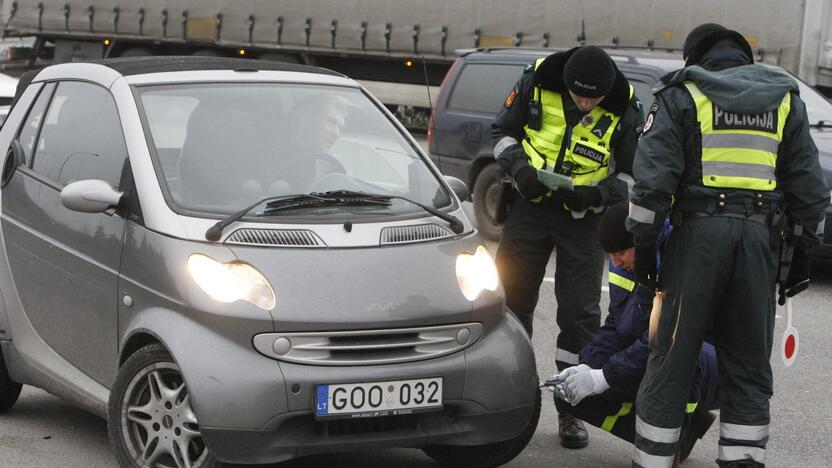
[513,166,549,199]
[634,245,658,290]
[561,365,609,406]
[778,247,810,306]
[540,364,590,398]
[555,186,600,212]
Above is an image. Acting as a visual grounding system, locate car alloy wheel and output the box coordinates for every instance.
[110,344,216,468]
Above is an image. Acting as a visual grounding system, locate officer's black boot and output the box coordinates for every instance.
[679,408,716,462]
[558,413,589,449]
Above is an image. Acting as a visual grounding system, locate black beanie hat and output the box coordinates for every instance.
[683,23,754,66]
[683,23,727,60]
[599,202,634,253]
[563,46,615,98]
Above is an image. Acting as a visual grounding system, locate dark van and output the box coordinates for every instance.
[428,47,832,258]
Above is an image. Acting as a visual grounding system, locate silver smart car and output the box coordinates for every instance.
[0,57,539,467]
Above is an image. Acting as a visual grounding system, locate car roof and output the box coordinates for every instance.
[13,56,348,104]
[86,56,344,77]
[456,47,684,74]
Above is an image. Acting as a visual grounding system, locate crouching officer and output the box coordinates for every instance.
[492,45,642,448]
[627,24,830,467]
[548,203,719,463]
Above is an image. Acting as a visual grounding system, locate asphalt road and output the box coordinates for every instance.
[1,136,831,467]
[1,204,832,467]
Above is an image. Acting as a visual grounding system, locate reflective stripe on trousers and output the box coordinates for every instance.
[718,422,769,464]
[632,416,680,468]
[601,402,633,432]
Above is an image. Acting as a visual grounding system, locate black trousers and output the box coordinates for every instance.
[496,197,604,369]
[634,217,777,468]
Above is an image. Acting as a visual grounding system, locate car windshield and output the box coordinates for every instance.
[795,79,832,125]
[137,82,450,218]
[764,65,832,125]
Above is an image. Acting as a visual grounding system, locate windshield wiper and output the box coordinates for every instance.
[812,120,832,129]
[292,190,465,234]
[205,190,463,241]
[205,194,332,241]
[261,192,392,215]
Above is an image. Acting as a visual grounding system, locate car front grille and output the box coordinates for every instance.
[225,228,326,247]
[252,323,483,366]
[379,223,453,245]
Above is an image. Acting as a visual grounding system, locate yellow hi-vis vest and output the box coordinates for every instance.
[521,58,632,191]
[683,81,791,191]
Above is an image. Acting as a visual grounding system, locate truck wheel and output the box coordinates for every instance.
[108,344,219,468]
[118,47,153,58]
[257,52,300,63]
[472,163,505,241]
[0,347,22,413]
[422,389,540,468]
[190,49,225,57]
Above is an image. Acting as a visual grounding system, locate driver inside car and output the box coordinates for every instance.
[259,94,351,196]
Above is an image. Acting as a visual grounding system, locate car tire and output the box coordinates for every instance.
[108,344,220,468]
[0,347,22,413]
[422,388,541,468]
[472,163,505,241]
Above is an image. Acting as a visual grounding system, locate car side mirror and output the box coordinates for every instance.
[60,179,124,213]
[1,140,25,188]
[444,176,469,202]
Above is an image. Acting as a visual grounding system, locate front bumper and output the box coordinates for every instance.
[198,313,537,464]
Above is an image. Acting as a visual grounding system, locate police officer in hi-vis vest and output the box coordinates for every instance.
[492,46,642,448]
[627,24,830,467]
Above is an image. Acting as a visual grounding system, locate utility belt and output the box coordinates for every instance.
[672,209,786,250]
[672,211,770,226]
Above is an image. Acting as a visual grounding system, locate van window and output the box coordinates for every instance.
[32,81,127,188]
[447,63,526,115]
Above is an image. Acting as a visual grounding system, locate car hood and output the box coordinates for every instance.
[228,239,483,332]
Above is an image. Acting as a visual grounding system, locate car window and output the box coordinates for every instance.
[32,81,127,188]
[447,63,527,115]
[17,82,55,165]
[629,79,655,114]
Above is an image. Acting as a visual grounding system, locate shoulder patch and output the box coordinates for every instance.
[524,63,534,72]
[641,103,659,134]
[505,84,519,108]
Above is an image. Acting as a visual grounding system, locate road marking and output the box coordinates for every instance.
[542,277,609,292]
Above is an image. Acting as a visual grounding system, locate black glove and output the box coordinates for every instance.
[778,248,811,305]
[513,166,549,200]
[555,186,602,212]
[634,245,658,290]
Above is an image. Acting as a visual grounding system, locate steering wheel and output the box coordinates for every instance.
[274,152,347,192]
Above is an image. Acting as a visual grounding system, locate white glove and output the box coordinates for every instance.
[551,364,591,383]
[562,367,610,406]
[545,364,590,395]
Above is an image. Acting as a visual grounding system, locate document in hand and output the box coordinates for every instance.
[536,169,573,191]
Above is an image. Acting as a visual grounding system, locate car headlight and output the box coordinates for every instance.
[456,245,499,301]
[187,254,276,310]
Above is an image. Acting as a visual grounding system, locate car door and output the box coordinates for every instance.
[433,60,527,182]
[1,80,129,386]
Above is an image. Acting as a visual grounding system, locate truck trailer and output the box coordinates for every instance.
[2,0,831,106]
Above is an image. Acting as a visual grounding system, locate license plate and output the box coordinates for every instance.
[315,377,443,419]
